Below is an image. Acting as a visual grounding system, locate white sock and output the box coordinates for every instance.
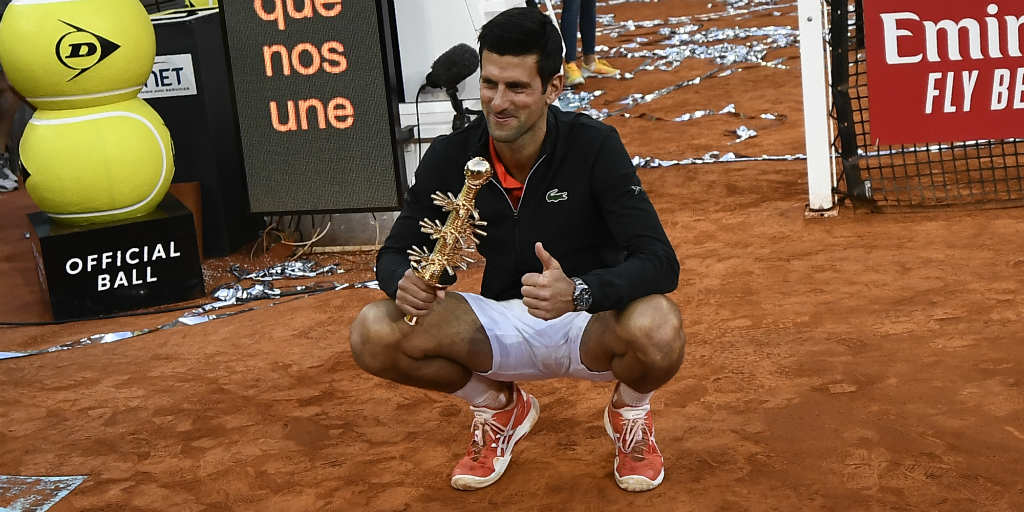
[615,382,653,408]
[453,374,511,410]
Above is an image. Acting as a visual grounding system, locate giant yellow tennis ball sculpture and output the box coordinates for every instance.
[0,0,155,110]
[20,98,175,225]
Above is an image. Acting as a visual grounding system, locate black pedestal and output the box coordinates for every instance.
[29,195,206,321]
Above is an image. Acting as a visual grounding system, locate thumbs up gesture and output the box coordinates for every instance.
[521,242,575,320]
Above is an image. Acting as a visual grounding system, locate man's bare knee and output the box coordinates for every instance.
[619,295,685,374]
[349,300,403,376]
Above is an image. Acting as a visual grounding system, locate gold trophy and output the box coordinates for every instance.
[404,157,492,326]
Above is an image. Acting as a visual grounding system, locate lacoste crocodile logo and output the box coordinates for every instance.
[546,189,568,203]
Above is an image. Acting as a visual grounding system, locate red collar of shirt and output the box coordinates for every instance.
[489,137,524,208]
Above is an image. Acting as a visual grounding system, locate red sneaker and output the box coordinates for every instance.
[450,385,540,490]
[604,404,665,491]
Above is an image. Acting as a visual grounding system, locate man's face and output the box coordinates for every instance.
[479,50,559,143]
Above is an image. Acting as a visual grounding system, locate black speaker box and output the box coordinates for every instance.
[145,8,264,257]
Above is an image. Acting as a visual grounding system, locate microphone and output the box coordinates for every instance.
[425,43,479,90]
[423,44,479,131]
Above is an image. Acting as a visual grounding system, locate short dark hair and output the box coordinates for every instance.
[478,7,562,87]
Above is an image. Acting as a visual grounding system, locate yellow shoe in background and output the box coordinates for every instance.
[582,58,620,78]
[564,61,584,86]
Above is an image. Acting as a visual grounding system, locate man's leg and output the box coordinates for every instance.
[349,293,540,490]
[580,294,685,393]
[350,293,494,393]
[579,0,596,60]
[578,294,685,492]
[559,0,586,86]
[559,0,581,63]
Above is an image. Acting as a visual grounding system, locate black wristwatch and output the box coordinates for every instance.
[571,277,592,312]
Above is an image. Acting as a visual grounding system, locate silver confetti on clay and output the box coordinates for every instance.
[631,151,806,168]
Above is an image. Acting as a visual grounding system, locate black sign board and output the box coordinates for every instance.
[29,195,205,321]
[220,0,405,214]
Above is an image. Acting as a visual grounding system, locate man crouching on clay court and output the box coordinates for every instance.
[350,7,685,492]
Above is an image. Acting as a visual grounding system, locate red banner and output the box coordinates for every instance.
[862,0,1024,145]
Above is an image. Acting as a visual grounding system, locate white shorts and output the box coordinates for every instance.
[459,292,616,382]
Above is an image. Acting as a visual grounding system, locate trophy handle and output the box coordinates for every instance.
[402,157,491,328]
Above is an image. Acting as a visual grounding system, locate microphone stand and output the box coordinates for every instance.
[446,86,471,132]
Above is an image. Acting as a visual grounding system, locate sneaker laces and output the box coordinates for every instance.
[614,406,652,461]
[468,402,518,460]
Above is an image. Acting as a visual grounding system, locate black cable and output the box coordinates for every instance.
[0,275,350,327]
[416,83,428,163]
[0,301,207,327]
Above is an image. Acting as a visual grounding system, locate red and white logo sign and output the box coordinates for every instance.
[862,0,1024,145]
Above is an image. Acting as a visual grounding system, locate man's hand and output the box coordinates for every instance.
[396,268,447,319]
[521,242,574,320]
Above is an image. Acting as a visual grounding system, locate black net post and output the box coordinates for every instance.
[828,0,870,202]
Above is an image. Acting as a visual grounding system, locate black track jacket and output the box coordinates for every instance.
[376,106,679,313]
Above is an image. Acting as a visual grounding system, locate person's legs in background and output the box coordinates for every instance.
[559,0,584,86]
[578,0,596,64]
[579,0,619,78]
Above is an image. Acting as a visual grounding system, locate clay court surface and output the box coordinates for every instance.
[3,1,1024,510]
